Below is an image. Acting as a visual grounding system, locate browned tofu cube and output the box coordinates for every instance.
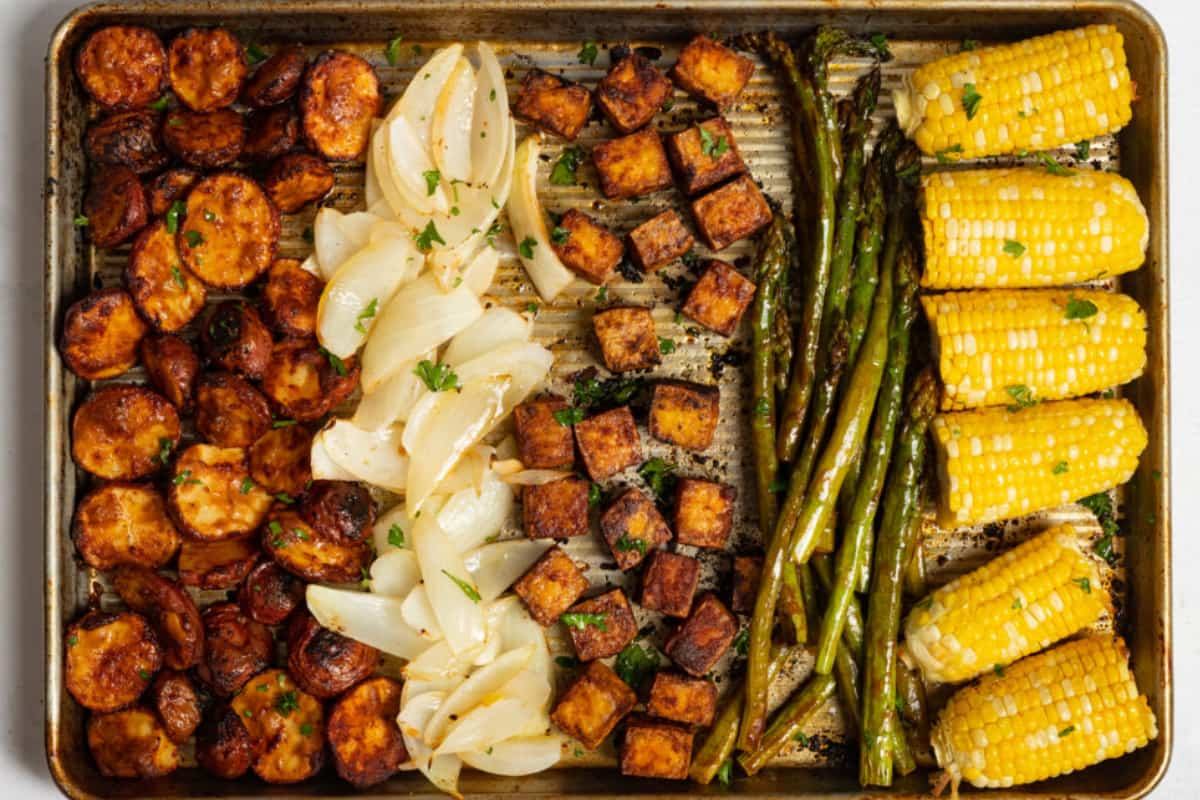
[627,210,694,272]
[514,395,575,469]
[593,306,660,373]
[596,54,673,134]
[513,69,593,141]
[600,488,673,571]
[649,381,720,452]
[564,588,638,661]
[681,259,757,336]
[646,672,718,726]
[514,545,589,626]
[731,555,762,614]
[666,117,748,195]
[523,476,590,539]
[552,209,624,285]
[664,593,737,677]
[640,550,699,618]
[674,478,736,549]
[574,406,642,481]
[620,715,694,779]
[691,175,772,251]
[592,129,673,200]
[551,661,637,750]
[670,36,756,110]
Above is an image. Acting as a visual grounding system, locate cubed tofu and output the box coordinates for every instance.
[681,259,757,336]
[646,672,718,726]
[592,129,673,200]
[666,117,748,195]
[731,555,763,614]
[670,35,756,110]
[600,488,672,571]
[627,210,694,272]
[523,476,590,539]
[513,395,575,469]
[674,478,736,549]
[552,209,624,285]
[514,545,589,626]
[649,381,720,451]
[551,661,637,750]
[639,550,699,618]
[596,54,673,134]
[564,588,638,661]
[513,69,593,141]
[691,175,772,251]
[620,715,694,780]
[593,306,660,373]
[574,406,642,481]
[664,593,737,677]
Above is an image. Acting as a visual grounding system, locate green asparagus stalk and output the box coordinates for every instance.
[903,520,929,598]
[737,673,837,776]
[891,656,918,777]
[779,561,808,644]
[844,132,889,367]
[773,300,793,398]
[895,652,936,768]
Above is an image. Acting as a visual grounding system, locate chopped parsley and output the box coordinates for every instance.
[414,359,461,392]
[354,298,379,334]
[1076,140,1092,161]
[388,524,405,548]
[595,285,608,302]
[422,169,441,196]
[1012,597,1023,610]
[896,161,921,183]
[274,691,300,716]
[549,146,584,186]
[1059,726,1076,738]
[170,265,187,290]
[1002,239,1026,258]
[148,94,170,111]
[485,222,504,247]
[560,612,607,631]
[320,347,348,376]
[67,635,77,647]
[699,126,729,159]
[158,437,173,465]
[613,641,658,688]
[1065,294,1098,321]
[165,201,186,234]
[240,477,256,494]
[272,419,297,428]
[935,144,964,163]
[869,33,891,59]
[73,214,88,227]
[658,336,676,355]
[615,535,646,555]
[577,41,599,66]
[300,722,313,737]
[518,236,537,259]
[961,82,982,120]
[138,669,151,681]
[732,628,750,656]
[244,43,268,65]
[1053,461,1069,475]
[715,759,733,786]
[384,36,404,66]
[754,396,770,418]
[551,226,571,245]
[993,664,1005,677]
[524,301,539,315]
[1004,384,1038,411]
[1036,151,1075,176]
[555,655,580,669]
[1073,577,1092,594]
[183,230,204,248]
[588,483,602,507]
[276,492,296,505]
[203,208,216,222]
[414,220,445,251]
[292,527,309,541]
[442,570,481,603]
[794,731,810,746]
[268,521,283,535]
[638,457,676,498]
[553,407,585,426]
[960,39,979,51]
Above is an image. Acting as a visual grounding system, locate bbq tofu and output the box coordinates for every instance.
[523,476,590,539]
[649,381,720,451]
[564,588,638,661]
[552,209,624,285]
[514,69,592,141]
[674,478,736,549]
[600,488,672,571]
[513,395,575,469]
[592,129,674,199]
[731,555,763,614]
[575,407,642,480]
[627,210,695,272]
[691,175,772,250]
[593,306,660,373]
[620,715,694,780]
[514,545,589,626]
[596,54,673,134]
[664,593,738,677]
[667,117,748,195]
[681,259,757,336]
[646,672,718,726]
[639,550,700,618]
[551,661,637,750]
[670,35,756,110]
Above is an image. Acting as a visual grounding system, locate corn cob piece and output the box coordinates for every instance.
[932,635,1157,789]
[894,25,1133,160]
[923,289,1147,410]
[905,525,1109,684]
[932,398,1147,527]
[920,168,1149,290]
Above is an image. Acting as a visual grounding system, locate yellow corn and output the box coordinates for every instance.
[932,635,1157,789]
[905,525,1109,684]
[895,25,1134,159]
[920,168,1149,289]
[932,398,1147,527]
[923,289,1147,410]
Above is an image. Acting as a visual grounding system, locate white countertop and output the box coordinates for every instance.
[4,0,1196,796]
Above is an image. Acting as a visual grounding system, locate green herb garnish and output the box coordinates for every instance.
[550,146,584,186]
[414,220,445,251]
[578,41,598,65]
[551,226,571,245]
[1002,239,1026,258]
[422,169,441,196]
[414,359,461,392]
[638,457,676,497]
[561,612,607,631]
[165,201,186,234]
[355,298,379,334]
[1065,294,1098,320]
[658,337,676,355]
[518,236,537,259]
[245,43,268,65]
[613,641,658,688]
[274,691,300,716]
[388,524,405,548]
[962,82,982,119]
[385,36,404,65]
[442,570,481,603]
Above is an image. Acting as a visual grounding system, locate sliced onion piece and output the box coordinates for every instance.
[401,584,444,641]
[490,596,552,681]
[411,512,486,655]
[364,119,385,209]
[299,254,321,277]
[498,468,573,486]
[306,585,430,660]
[501,669,553,713]
[508,134,573,301]
[443,307,532,366]
[423,643,536,748]
[432,58,475,183]
[452,341,553,418]
[433,444,493,497]
[310,430,359,481]
[462,539,552,602]
[471,42,510,186]
[405,639,482,682]
[437,468,513,553]
[385,114,450,216]
[369,548,420,597]
[435,698,538,756]
[398,691,463,798]
[353,355,429,431]
[389,44,464,138]
[372,503,416,555]
[459,735,563,775]
[313,208,380,281]
[460,247,499,296]
[321,420,408,493]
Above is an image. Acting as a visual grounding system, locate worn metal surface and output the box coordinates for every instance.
[44,2,1170,798]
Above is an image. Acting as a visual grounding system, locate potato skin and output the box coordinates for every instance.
[261,339,359,421]
[180,172,280,290]
[248,423,313,497]
[327,676,407,787]
[299,50,381,160]
[264,152,334,213]
[264,508,370,584]
[85,110,167,175]
[261,258,323,338]
[195,371,272,447]
[167,27,247,112]
[60,287,147,380]
[87,707,180,778]
[287,611,380,699]
[65,610,161,712]
[196,703,257,779]
[151,670,202,743]
[299,480,377,544]
[72,482,180,571]
[83,165,149,248]
[162,109,245,168]
[167,443,273,541]
[230,668,326,784]
[239,560,305,625]
[197,602,272,697]
[111,565,204,671]
[126,219,207,332]
[201,300,273,380]
[242,46,307,108]
[140,333,199,410]
[144,168,198,217]
[76,25,166,111]
[243,107,300,162]
[178,536,260,590]
[71,385,180,480]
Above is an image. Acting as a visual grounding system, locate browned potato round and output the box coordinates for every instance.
[201,300,273,379]
[145,167,199,216]
[300,480,377,544]
[248,423,312,496]
[263,509,369,584]
[264,153,334,213]
[162,109,245,168]
[85,110,167,175]
[168,443,273,541]
[83,165,149,248]
[76,25,166,111]
[197,602,272,697]
[178,536,260,589]
[151,670,202,743]
[167,28,247,112]
[140,333,199,410]
[111,565,204,671]
[87,707,180,778]
[60,287,147,380]
[180,173,280,289]
[72,482,180,571]
[242,46,307,108]
[261,339,334,421]
[299,51,381,161]
[261,258,323,339]
[195,372,272,447]
[243,107,299,162]
[231,668,326,784]
[196,703,258,778]
[286,611,379,699]
[328,676,407,787]
[125,219,207,332]
[72,385,180,480]
[65,610,161,712]
[238,560,305,625]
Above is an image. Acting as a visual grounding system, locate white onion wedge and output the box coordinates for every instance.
[401,585,444,641]
[316,232,421,358]
[299,254,321,277]
[306,585,430,660]
[390,44,464,137]
[411,512,486,655]
[490,596,552,681]
[321,420,408,493]
[470,43,510,186]
[432,444,493,497]
[309,430,359,481]
[405,639,481,682]
[423,644,536,747]
[372,503,417,555]
[501,669,553,712]
[437,469,513,553]
[452,341,553,417]
[313,208,380,281]
[443,307,532,366]
[460,246,499,295]
[431,58,475,183]
[508,134,574,300]
[352,355,429,431]
[463,539,552,602]
[369,548,420,597]
[364,119,385,209]
[498,468,573,486]
[398,692,463,798]
[435,698,537,756]
[386,115,450,216]
[459,735,563,775]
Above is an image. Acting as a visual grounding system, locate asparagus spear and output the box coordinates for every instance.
[773,296,793,397]
[903,519,929,598]
[844,129,890,367]
[895,652,936,768]
[737,673,837,776]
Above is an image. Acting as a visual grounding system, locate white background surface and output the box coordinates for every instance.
[3,0,1195,796]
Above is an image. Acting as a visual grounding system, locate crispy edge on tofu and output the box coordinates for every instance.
[599,487,673,571]
[592,306,661,373]
[513,395,575,469]
[552,209,624,285]
[619,714,694,779]
[666,117,748,195]
[595,54,673,134]
[649,380,721,452]
[574,406,642,481]
[674,478,736,549]
[646,671,719,726]
[513,68,593,141]
[681,258,758,336]
[592,129,674,200]
[664,592,738,677]
[522,476,591,539]
[669,35,756,110]
[550,660,637,750]
[564,587,638,661]
[691,174,772,251]
[731,554,763,614]
[627,209,695,272]
[513,545,589,626]
[639,549,700,618]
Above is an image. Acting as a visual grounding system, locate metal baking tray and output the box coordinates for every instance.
[44,2,1171,798]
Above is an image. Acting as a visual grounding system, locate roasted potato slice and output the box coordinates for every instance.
[178,536,260,590]
[167,28,247,112]
[239,560,305,625]
[264,152,335,213]
[287,611,380,698]
[261,258,323,338]
[72,481,180,571]
[83,165,149,248]
[140,333,200,410]
[76,25,166,111]
[162,109,245,168]
[87,707,180,778]
[230,668,326,784]
[72,385,180,480]
[196,703,258,779]
[151,670,203,743]
[249,423,313,497]
[263,509,370,584]
[86,110,167,175]
[243,106,300,162]
[168,443,273,541]
[195,371,273,447]
[197,602,272,697]
[299,50,381,161]
[201,300,273,380]
[65,610,161,712]
[145,167,198,217]
[60,287,147,380]
[111,565,204,671]
[327,676,407,787]
[180,173,280,290]
[261,339,359,421]
[299,480,377,544]
[242,46,307,108]
[126,219,207,332]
